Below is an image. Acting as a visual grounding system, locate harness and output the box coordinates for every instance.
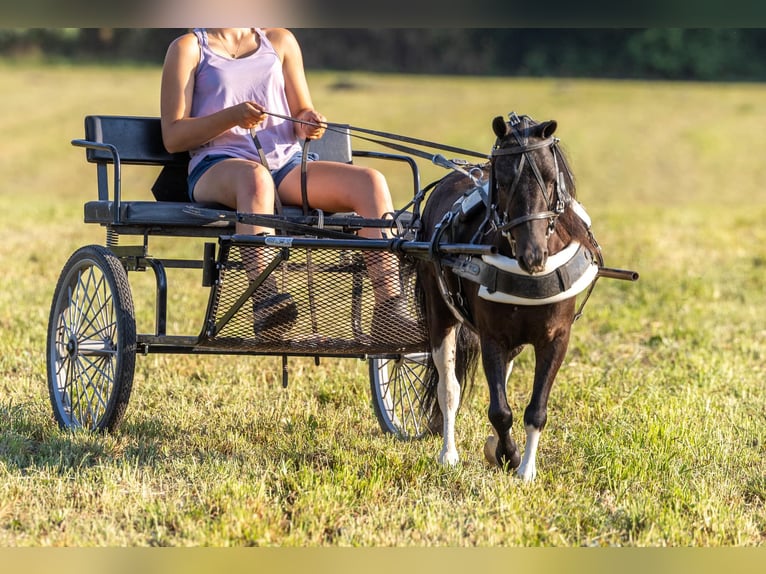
[262,109,605,325]
[431,113,604,327]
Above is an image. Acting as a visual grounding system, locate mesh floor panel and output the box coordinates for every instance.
[199,243,429,355]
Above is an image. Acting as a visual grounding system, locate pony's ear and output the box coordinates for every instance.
[540,120,558,138]
[492,116,508,138]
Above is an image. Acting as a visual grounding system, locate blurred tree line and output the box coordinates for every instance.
[2,28,766,81]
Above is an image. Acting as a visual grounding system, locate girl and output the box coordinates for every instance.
[160,28,413,341]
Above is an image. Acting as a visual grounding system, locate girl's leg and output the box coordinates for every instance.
[194,158,297,337]
[277,161,421,345]
[194,157,276,281]
[277,161,401,303]
[192,157,276,238]
[277,161,394,225]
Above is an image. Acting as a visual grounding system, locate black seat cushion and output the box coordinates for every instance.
[151,163,190,202]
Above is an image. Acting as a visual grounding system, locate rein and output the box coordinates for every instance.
[261,109,490,218]
[261,109,489,163]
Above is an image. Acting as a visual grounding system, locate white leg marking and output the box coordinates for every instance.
[483,432,498,466]
[505,360,514,384]
[516,425,541,482]
[434,326,460,466]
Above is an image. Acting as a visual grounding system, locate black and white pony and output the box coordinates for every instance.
[416,113,602,480]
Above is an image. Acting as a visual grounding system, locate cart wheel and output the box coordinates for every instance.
[369,353,441,440]
[46,245,136,431]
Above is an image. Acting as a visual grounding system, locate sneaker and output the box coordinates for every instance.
[252,292,298,340]
[370,295,424,346]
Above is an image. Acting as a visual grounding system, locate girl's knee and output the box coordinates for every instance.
[353,167,389,200]
[251,162,274,186]
[361,166,388,191]
[238,164,275,211]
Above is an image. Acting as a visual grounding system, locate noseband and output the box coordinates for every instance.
[491,115,569,250]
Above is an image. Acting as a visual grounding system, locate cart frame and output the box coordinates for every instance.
[47,115,460,438]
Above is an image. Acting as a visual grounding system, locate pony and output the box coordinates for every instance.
[415,113,602,480]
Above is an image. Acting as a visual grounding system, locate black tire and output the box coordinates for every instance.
[369,353,439,440]
[46,245,136,431]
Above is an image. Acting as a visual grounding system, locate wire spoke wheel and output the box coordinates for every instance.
[369,353,440,440]
[47,245,136,431]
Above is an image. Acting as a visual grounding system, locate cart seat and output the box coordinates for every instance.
[75,115,359,236]
[84,200,232,227]
[83,199,362,238]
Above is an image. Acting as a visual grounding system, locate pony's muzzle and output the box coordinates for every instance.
[519,244,548,274]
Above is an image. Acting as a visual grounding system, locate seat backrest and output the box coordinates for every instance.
[83,115,188,166]
[81,115,354,202]
[84,115,352,165]
[306,125,352,163]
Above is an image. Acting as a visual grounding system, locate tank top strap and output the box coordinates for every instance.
[254,28,278,56]
[193,28,209,47]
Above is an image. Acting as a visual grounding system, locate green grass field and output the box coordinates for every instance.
[0,62,764,546]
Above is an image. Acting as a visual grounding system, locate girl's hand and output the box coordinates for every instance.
[231,101,267,130]
[296,108,326,140]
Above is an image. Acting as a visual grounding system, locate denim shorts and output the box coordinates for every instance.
[272,151,319,189]
[187,151,318,202]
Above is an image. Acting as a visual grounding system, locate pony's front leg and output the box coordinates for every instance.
[517,329,571,482]
[434,324,460,466]
[483,358,514,466]
[482,339,521,470]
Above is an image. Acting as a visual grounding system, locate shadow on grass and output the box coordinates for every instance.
[0,398,363,476]
[0,400,193,474]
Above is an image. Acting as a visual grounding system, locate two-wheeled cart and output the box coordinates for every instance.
[47,115,483,439]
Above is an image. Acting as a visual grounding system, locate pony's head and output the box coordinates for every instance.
[490,114,567,274]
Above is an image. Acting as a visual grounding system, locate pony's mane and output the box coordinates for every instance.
[553,143,577,200]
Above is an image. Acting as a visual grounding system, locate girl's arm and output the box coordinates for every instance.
[269,28,326,140]
[160,33,267,153]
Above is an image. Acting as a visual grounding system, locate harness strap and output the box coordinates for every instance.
[491,137,557,155]
[505,153,526,202]
[525,145,551,206]
[250,127,270,169]
[300,138,311,215]
[251,128,285,218]
[429,210,477,328]
[446,242,595,301]
[497,210,559,233]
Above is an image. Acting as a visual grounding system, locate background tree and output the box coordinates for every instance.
[3,28,766,82]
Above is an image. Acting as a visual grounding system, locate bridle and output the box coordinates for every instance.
[490,113,570,255]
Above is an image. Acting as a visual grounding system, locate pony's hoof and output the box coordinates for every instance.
[516,463,537,482]
[483,435,498,466]
[438,449,459,466]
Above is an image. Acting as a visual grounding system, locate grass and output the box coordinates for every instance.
[0,62,765,546]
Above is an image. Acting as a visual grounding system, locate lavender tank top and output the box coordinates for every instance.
[188,28,300,173]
